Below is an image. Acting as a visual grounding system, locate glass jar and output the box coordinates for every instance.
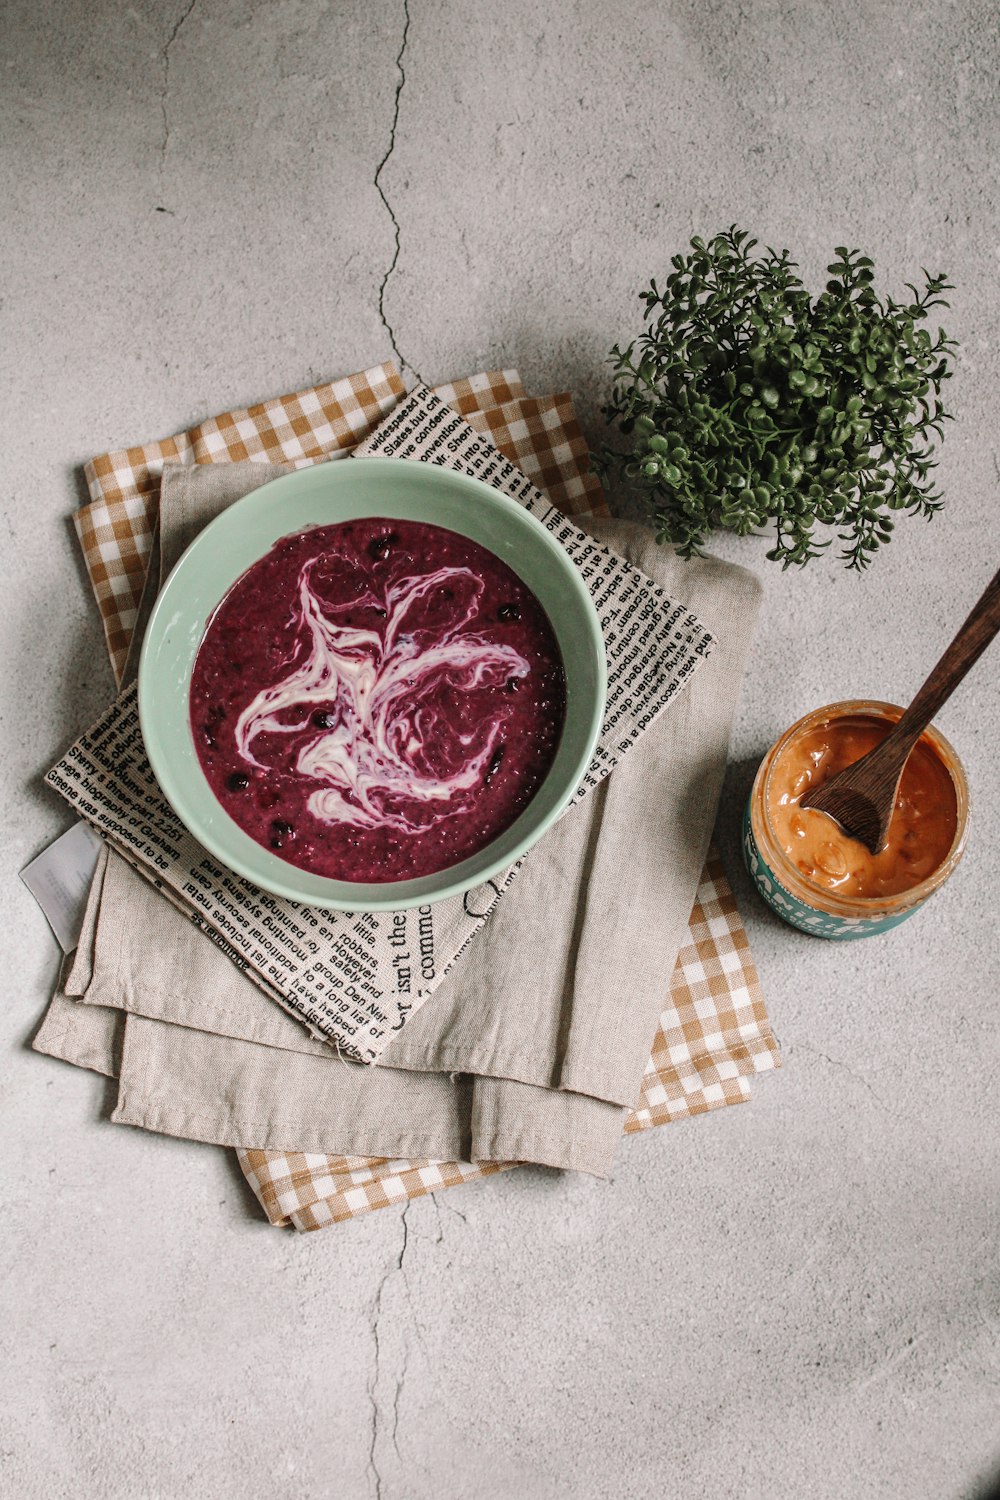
[743,699,970,940]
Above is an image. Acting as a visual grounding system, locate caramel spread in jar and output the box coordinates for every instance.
[766,714,958,899]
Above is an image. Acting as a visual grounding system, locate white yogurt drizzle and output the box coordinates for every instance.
[234,558,531,832]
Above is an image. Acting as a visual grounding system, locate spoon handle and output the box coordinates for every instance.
[893,563,1000,745]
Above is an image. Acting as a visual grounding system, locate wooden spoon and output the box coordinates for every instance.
[800,562,1000,854]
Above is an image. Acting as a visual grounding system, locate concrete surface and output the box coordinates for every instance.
[2,2,998,1497]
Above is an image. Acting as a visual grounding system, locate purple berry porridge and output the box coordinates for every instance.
[189,517,567,882]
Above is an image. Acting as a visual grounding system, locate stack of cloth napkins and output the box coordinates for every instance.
[31,363,779,1230]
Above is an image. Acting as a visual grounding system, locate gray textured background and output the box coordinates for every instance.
[2,2,998,1497]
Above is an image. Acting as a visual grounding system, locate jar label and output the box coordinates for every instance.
[741,806,918,941]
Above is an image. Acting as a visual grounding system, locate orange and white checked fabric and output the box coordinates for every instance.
[75,363,779,1230]
[434,369,525,415]
[465,393,607,518]
[623,852,773,1132]
[241,1154,512,1230]
[77,363,406,680]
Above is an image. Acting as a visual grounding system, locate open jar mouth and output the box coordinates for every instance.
[752,700,971,917]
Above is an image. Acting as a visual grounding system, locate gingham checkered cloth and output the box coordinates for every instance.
[75,363,779,1230]
[79,364,406,681]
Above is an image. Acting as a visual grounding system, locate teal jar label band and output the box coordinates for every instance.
[741,802,919,941]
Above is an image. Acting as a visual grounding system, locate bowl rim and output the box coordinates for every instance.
[137,457,607,909]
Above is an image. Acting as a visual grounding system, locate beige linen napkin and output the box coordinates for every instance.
[34,844,775,1221]
[43,452,760,1174]
[48,389,714,1063]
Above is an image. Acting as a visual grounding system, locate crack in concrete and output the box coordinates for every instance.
[430,1192,468,1255]
[389,1341,410,1464]
[367,1201,411,1499]
[160,0,197,164]
[791,1042,883,1105]
[373,0,419,380]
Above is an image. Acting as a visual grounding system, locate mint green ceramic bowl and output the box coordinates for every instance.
[137,457,607,910]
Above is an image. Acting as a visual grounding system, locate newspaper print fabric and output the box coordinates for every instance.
[55,387,713,1063]
[239,852,778,1230]
[71,363,778,1227]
